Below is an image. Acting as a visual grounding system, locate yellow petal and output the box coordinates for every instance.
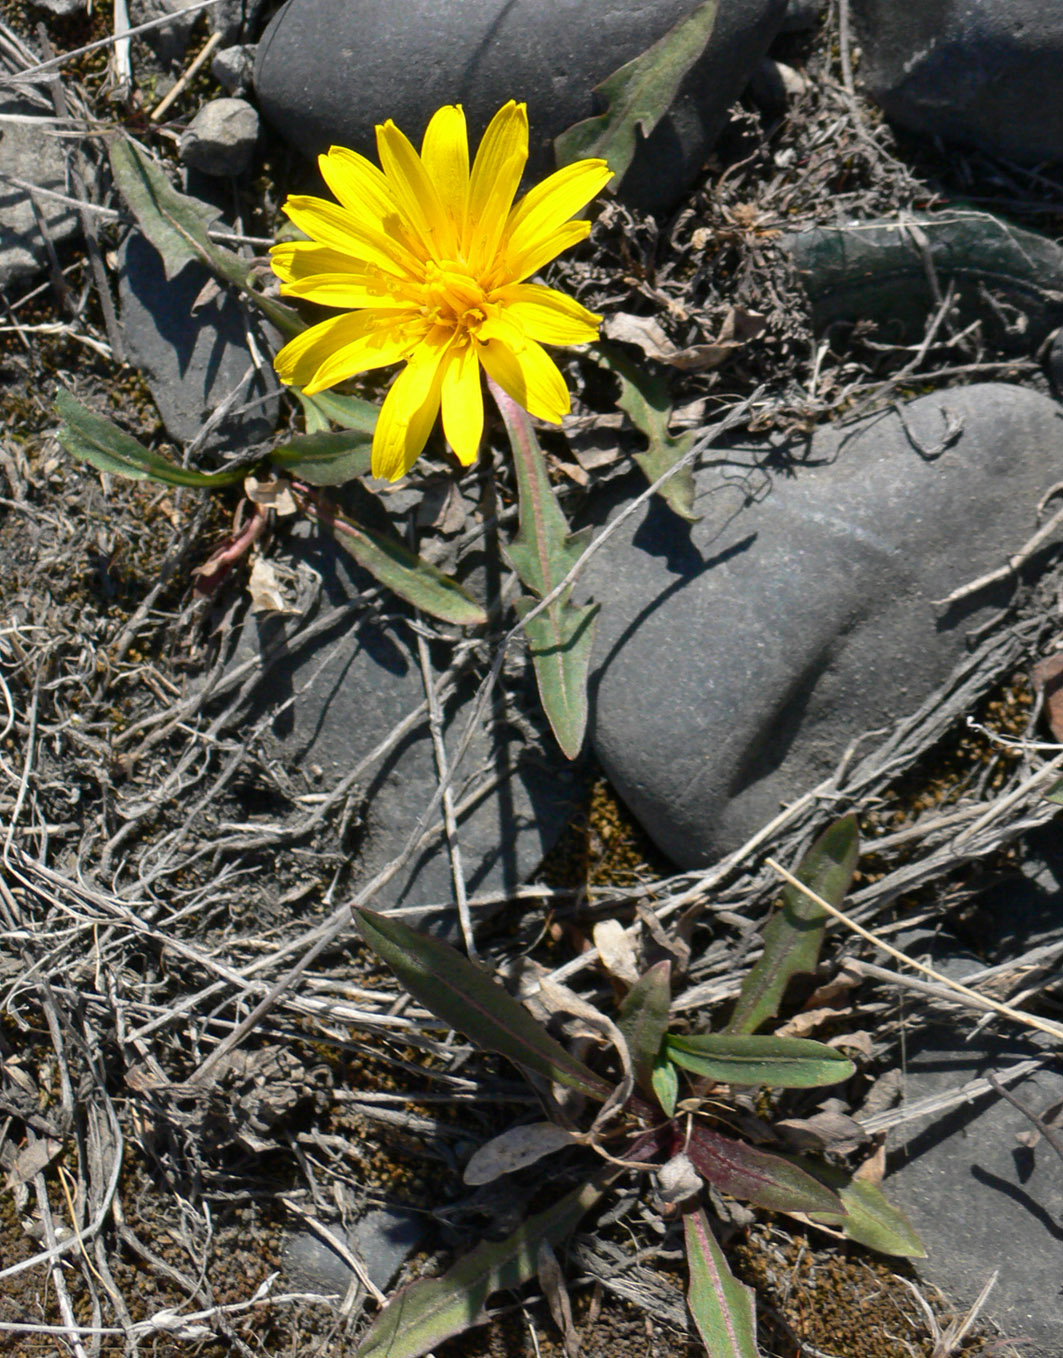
[476,334,570,423]
[283,195,421,280]
[318,145,399,226]
[440,341,484,465]
[504,158,612,259]
[371,331,450,480]
[492,282,601,344]
[502,219,592,285]
[274,310,421,393]
[281,274,416,310]
[376,118,458,261]
[466,101,528,272]
[420,105,470,236]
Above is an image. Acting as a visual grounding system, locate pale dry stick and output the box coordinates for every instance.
[936,499,1063,606]
[150,30,221,121]
[0,0,221,85]
[765,857,1063,1043]
[2,676,39,862]
[31,1164,89,1358]
[112,0,132,94]
[415,628,475,958]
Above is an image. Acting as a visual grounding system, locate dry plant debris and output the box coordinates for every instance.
[1,2,1061,1355]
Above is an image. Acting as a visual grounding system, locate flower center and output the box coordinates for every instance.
[422,260,488,336]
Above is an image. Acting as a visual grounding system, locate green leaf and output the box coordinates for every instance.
[298,495,486,628]
[1045,777,1063,806]
[54,389,245,489]
[685,1124,845,1216]
[297,388,380,435]
[788,1157,926,1258]
[664,1033,854,1089]
[355,1174,609,1358]
[268,430,373,485]
[109,136,302,338]
[554,0,719,184]
[354,909,613,1102]
[593,344,699,522]
[727,815,859,1036]
[684,1208,762,1358]
[494,386,599,759]
[617,961,672,1099]
[651,1057,679,1118]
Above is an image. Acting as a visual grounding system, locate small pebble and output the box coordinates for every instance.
[211,43,257,96]
[179,97,260,176]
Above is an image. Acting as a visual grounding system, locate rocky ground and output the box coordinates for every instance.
[2,1,1063,1355]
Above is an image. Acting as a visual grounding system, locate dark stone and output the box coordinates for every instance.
[581,384,1063,866]
[885,1026,1063,1357]
[281,1206,425,1297]
[228,520,584,917]
[780,0,821,30]
[210,0,272,44]
[129,0,202,66]
[253,0,787,214]
[851,0,1063,166]
[116,230,280,451]
[783,214,1063,354]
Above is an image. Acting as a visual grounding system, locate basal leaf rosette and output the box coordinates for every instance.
[271,102,613,481]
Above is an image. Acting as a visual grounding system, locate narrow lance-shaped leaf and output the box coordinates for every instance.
[355,1173,610,1358]
[685,1124,845,1217]
[109,136,303,338]
[554,0,719,183]
[727,815,859,1035]
[684,1207,762,1358]
[784,1155,926,1258]
[617,960,672,1099]
[295,492,487,628]
[55,389,246,489]
[354,909,613,1102]
[593,343,699,523]
[664,1033,854,1089]
[268,429,373,485]
[492,381,599,759]
[297,387,380,435]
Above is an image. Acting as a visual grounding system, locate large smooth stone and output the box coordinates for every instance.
[227,521,583,917]
[582,384,1063,866]
[851,0,1063,165]
[253,0,787,213]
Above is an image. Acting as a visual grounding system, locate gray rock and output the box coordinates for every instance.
[130,0,203,65]
[851,0,1063,165]
[282,1206,424,1297]
[211,43,257,96]
[253,0,787,214]
[885,1027,1063,1357]
[0,96,91,287]
[229,520,584,916]
[581,384,1063,866]
[117,230,279,451]
[179,98,259,176]
[210,0,272,44]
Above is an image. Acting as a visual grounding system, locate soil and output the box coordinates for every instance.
[1,3,1061,1357]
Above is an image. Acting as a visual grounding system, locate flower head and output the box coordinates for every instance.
[271,102,612,481]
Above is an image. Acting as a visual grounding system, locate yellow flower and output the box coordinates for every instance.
[270,101,612,481]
